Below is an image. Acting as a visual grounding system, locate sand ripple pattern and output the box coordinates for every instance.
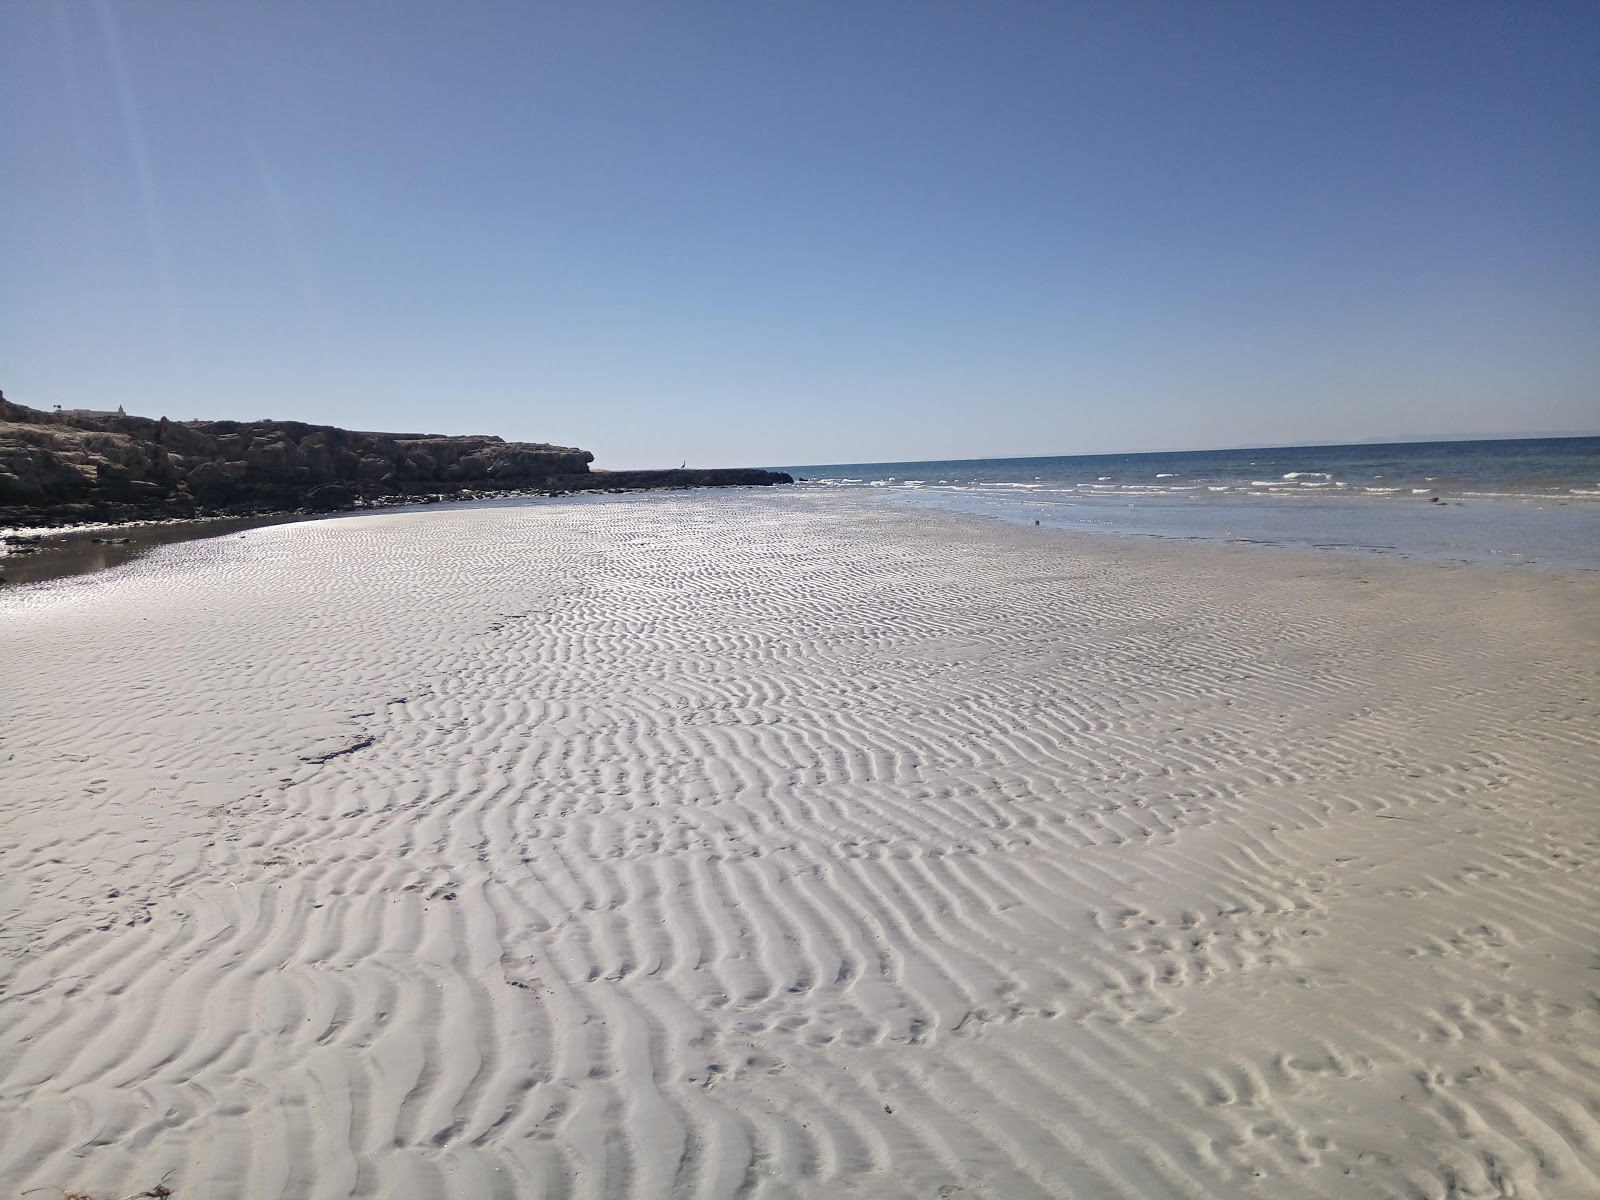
[4,493,1600,1199]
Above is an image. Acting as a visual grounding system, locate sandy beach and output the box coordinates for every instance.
[3,491,1598,1199]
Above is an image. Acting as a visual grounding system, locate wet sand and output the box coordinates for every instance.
[0,514,311,588]
[3,491,1598,1198]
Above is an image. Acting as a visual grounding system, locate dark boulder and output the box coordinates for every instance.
[305,484,357,511]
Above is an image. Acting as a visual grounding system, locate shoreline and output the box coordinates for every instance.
[4,493,1598,1196]
[0,511,325,588]
[8,482,1600,594]
[826,486,1600,573]
[0,479,793,589]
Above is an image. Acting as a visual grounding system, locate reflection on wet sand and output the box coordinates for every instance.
[0,514,310,588]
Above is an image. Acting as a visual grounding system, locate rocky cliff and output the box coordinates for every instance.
[0,393,790,524]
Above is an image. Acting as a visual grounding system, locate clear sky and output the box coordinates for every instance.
[3,2,1596,468]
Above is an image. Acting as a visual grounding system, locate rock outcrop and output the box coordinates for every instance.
[570,468,800,491]
[0,393,790,524]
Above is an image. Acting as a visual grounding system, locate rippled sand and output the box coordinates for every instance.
[3,492,1599,1199]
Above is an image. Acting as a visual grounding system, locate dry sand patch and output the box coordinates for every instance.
[3,492,1598,1198]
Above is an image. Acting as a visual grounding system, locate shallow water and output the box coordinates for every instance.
[0,513,310,587]
[786,437,1600,570]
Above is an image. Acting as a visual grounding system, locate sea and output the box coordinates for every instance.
[780,436,1600,571]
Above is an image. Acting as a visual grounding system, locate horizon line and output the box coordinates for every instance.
[768,429,1600,472]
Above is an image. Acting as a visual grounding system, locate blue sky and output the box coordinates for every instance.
[3,2,1596,468]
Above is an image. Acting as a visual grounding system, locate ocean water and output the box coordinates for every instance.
[782,437,1600,570]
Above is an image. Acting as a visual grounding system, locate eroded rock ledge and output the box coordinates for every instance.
[0,393,791,524]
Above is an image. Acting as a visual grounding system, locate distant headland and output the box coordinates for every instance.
[0,392,791,525]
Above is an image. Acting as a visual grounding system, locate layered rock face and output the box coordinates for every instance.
[1,393,596,518]
[1,395,601,518]
[0,393,789,524]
